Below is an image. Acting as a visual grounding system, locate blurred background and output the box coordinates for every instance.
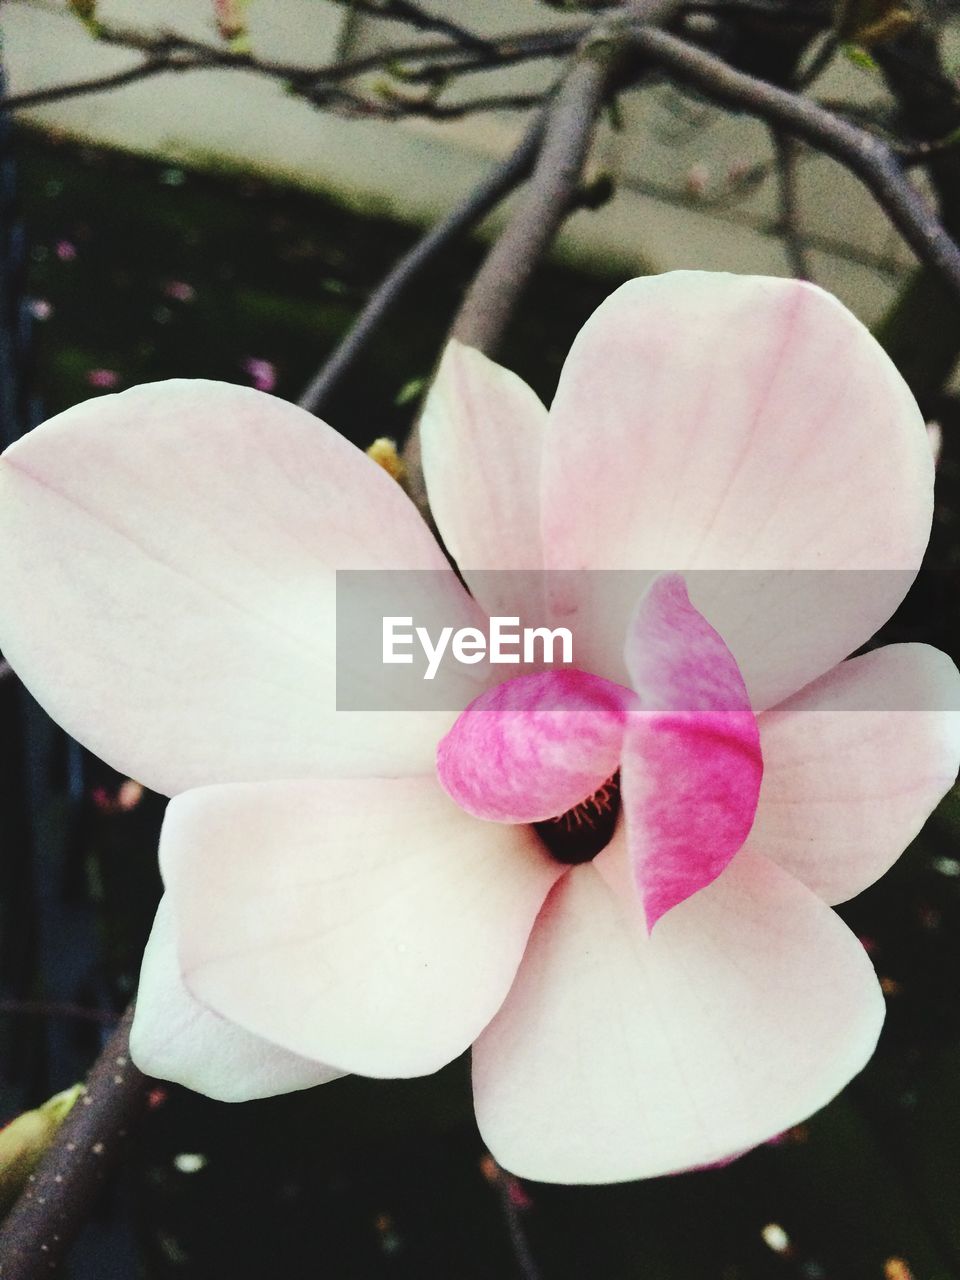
[1,1,960,1277]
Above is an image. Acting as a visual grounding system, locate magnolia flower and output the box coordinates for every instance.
[0,272,957,1184]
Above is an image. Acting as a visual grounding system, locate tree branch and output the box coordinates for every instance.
[0,14,593,114]
[771,128,814,279]
[447,53,613,355]
[625,24,960,302]
[873,25,960,231]
[367,89,547,121]
[400,31,624,508]
[0,1003,151,1280]
[325,0,497,53]
[1,58,176,111]
[485,1157,542,1280]
[0,1000,116,1025]
[299,110,547,415]
[618,169,902,276]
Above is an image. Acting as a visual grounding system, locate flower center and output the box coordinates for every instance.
[534,771,621,865]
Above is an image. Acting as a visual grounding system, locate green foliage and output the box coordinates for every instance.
[841,42,880,71]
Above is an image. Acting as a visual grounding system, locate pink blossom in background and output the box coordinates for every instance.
[86,368,119,389]
[242,357,276,392]
[28,298,54,321]
[92,779,145,815]
[685,163,711,197]
[55,240,77,262]
[0,271,957,1184]
[163,280,196,303]
[214,0,248,41]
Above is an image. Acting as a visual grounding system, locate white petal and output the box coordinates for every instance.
[541,272,932,709]
[473,847,884,1183]
[131,897,342,1101]
[0,380,476,793]
[751,644,960,902]
[161,776,562,1078]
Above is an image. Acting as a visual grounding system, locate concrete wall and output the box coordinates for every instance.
[3,0,928,322]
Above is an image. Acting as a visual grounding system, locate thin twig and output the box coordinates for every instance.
[0,1000,117,1026]
[794,32,837,88]
[897,129,960,166]
[0,15,593,113]
[873,25,960,233]
[488,1159,542,1280]
[771,128,814,279]
[299,110,547,415]
[0,59,174,112]
[627,24,960,301]
[618,170,903,276]
[809,98,960,169]
[336,0,497,53]
[372,89,547,120]
[0,1003,151,1280]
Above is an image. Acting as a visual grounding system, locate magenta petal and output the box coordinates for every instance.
[436,669,631,824]
[623,574,762,929]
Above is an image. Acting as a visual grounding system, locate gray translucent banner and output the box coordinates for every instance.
[335,569,958,712]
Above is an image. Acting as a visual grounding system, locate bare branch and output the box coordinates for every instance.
[0,999,116,1025]
[370,89,547,120]
[897,129,960,167]
[0,11,594,114]
[324,0,496,53]
[485,1157,542,1280]
[873,26,960,229]
[2,58,175,111]
[794,32,837,88]
[448,54,613,354]
[400,33,623,508]
[299,110,547,415]
[373,29,588,85]
[0,1004,151,1280]
[771,129,814,279]
[619,170,903,276]
[626,24,960,301]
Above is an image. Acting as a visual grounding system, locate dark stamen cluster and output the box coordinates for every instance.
[534,771,621,865]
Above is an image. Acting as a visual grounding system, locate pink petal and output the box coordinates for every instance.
[161,776,562,1078]
[541,273,932,709]
[436,669,630,824]
[0,380,475,794]
[472,846,884,1184]
[749,643,960,903]
[420,340,548,619]
[622,574,762,928]
[131,896,342,1101]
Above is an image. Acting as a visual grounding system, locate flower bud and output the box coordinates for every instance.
[0,1084,83,1212]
